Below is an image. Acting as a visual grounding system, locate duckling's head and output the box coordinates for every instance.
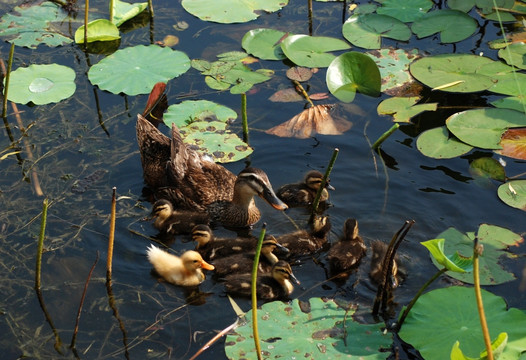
[260,236,289,263]
[181,250,215,272]
[342,218,359,241]
[151,199,173,220]
[304,170,335,192]
[235,167,288,211]
[271,260,300,286]
[312,215,332,235]
[191,224,213,248]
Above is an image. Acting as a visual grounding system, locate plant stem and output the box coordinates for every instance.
[84,0,89,48]
[307,0,313,35]
[35,198,49,290]
[371,123,400,151]
[251,224,266,360]
[241,93,249,143]
[474,238,493,360]
[311,148,339,217]
[109,0,114,23]
[397,267,447,330]
[148,0,154,18]
[292,80,314,108]
[107,187,116,279]
[2,42,14,119]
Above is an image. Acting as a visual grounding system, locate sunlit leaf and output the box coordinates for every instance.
[242,28,287,60]
[451,332,508,360]
[498,180,526,211]
[491,95,526,113]
[376,0,433,22]
[411,10,477,43]
[281,34,351,68]
[498,42,526,70]
[164,100,237,128]
[420,238,473,273]
[488,71,526,96]
[377,96,437,123]
[75,19,121,43]
[342,14,411,49]
[111,0,148,26]
[416,127,473,159]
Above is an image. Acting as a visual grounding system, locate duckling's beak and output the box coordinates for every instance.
[260,186,288,211]
[200,260,215,271]
[326,183,335,191]
[274,242,290,254]
[289,272,300,285]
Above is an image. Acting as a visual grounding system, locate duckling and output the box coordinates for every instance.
[369,240,403,288]
[211,237,286,278]
[146,246,214,286]
[277,170,335,207]
[151,199,209,235]
[274,215,331,257]
[327,218,366,273]
[223,260,299,300]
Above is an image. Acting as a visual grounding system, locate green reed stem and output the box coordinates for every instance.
[251,224,266,360]
[2,42,15,119]
[241,93,249,143]
[109,0,114,23]
[35,198,49,290]
[292,80,314,108]
[84,0,89,47]
[107,187,116,279]
[474,238,493,360]
[311,148,339,216]
[371,123,400,151]
[148,0,154,18]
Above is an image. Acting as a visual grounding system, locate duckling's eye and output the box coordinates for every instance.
[193,260,199,263]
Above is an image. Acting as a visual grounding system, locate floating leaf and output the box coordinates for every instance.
[75,19,121,44]
[7,64,76,105]
[164,100,238,128]
[491,95,526,113]
[266,105,351,139]
[181,0,288,24]
[286,67,313,82]
[496,128,526,160]
[411,10,477,43]
[420,238,473,273]
[376,0,433,22]
[182,129,252,163]
[446,108,526,150]
[88,45,190,95]
[0,1,73,48]
[281,35,351,68]
[399,287,526,360]
[489,71,526,96]
[498,180,526,210]
[416,127,473,159]
[469,157,506,183]
[451,332,509,360]
[498,42,526,70]
[342,14,411,50]
[242,28,287,60]
[377,96,437,123]
[111,0,148,26]
[225,298,392,359]
[269,88,303,102]
[326,52,381,103]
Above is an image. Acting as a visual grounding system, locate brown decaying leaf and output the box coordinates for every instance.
[268,88,303,102]
[266,104,352,139]
[286,66,313,82]
[496,128,526,160]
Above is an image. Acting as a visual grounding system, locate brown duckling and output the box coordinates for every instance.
[327,218,366,273]
[151,199,209,235]
[146,246,215,286]
[274,215,331,257]
[211,237,286,278]
[223,260,299,300]
[370,240,403,288]
[276,170,334,207]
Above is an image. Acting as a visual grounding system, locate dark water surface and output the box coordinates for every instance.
[1,0,525,359]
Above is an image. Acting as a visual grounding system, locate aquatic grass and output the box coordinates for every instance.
[311,147,339,217]
[2,42,14,119]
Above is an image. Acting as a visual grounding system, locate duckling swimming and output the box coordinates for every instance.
[151,199,209,235]
[276,170,334,207]
[369,240,403,288]
[274,215,331,257]
[146,246,214,286]
[223,260,299,300]
[327,218,366,273]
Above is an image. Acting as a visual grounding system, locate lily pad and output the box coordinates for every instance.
[281,35,351,68]
[164,100,238,128]
[376,0,433,22]
[111,0,148,26]
[181,0,288,24]
[326,52,381,103]
[0,1,73,48]
[446,108,526,150]
[491,96,526,113]
[88,45,191,95]
[7,64,76,105]
[377,96,437,123]
[416,126,473,159]
[498,180,526,210]
[242,28,287,60]
[342,14,411,49]
[488,71,526,96]
[469,157,506,183]
[398,286,526,360]
[411,10,477,43]
[74,19,121,44]
[496,128,526,160]
[421,238,473,273]
[225,298,392,359]
[498,43,526,70]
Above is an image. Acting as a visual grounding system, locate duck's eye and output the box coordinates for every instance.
[193,260,199,263]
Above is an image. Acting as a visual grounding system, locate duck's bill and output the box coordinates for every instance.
[261,187,288,210]
[326,183,335,191]
[274,242,290,253]
[201,261,215,271]
[289,272,300,285]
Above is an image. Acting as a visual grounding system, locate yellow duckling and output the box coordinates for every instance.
[369,240,403,288]
[276,170,334,207]
[151,199,209,235]
[327,218,366,273]
[274,215,331,257]
[146,245,215,286]
[223,260,299,300]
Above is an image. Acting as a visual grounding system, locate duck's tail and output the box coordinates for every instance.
[146,245,180,278]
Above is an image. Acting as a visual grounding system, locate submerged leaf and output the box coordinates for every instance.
[469,157,506,183]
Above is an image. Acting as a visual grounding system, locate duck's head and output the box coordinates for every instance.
[151,199,173,220]
[191,224,213,248]
[260,236,289,262]
[312,215,332,235]
[235,167,288,211]
[272,260,300,285]
[342,218,359,241]
[181,250,215,272]
[304,170,335,191]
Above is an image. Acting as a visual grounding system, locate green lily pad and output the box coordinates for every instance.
[488,71,526,96]
[74,19,121,44]
[376,0,433,22]
[164,100,238,128]
[377,96,437,123]
[451,332,509,360]
[0,1,73,48]
[88,45,190,95]
[498,180,526,210]
[112,0,148,26]
[326,51,381,103]
[181,0,288,24]
[399,286,526,360]
[342,14,411,50]
[469,157,506,183]
[182,129,252,163]
[429,225,521,285]
[281,35,351,68]
[416,126,473,159]
[498,43,526,70]
[421,238,473,273]
[242,28,287,60]
[7,64,76,105]
[446,108,526,150]
[491,96,526,113]
[411,10,477,43]
[225,298,392,359]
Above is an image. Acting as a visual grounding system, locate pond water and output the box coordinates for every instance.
[1,0,525,359]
